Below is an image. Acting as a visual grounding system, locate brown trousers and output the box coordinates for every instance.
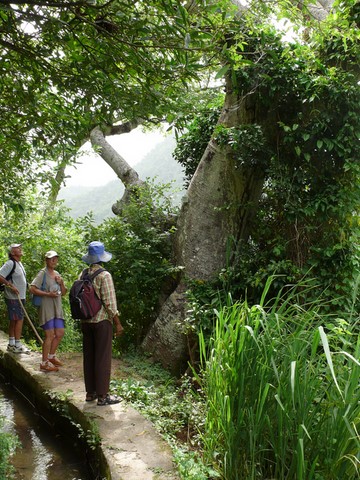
[81,320,112,397]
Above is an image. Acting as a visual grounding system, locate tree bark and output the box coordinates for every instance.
[141,0,337,374]
[81,0,337,375]
[89,125,145,215]
[142,74,275,373]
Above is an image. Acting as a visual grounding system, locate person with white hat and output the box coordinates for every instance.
[0,243,30,354]
[29,250,67,372]
[80,241,123,406]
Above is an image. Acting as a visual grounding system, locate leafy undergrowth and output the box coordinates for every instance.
[110,352,219,480]
[0,413,20,480]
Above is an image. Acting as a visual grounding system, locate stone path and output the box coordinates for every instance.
[0,330,179,480]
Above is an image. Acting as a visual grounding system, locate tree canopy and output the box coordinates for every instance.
[1,0,359,354]
[0,0,225,205]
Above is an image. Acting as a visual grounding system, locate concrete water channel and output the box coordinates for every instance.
[0,380,90,479]
[0,330,180,480]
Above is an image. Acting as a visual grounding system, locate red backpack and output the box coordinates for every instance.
[69,268,105,320]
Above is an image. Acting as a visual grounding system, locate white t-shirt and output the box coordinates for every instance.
[0,259,27,300]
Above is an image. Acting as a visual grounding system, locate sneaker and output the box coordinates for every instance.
[12,343,31,354]
[40,361,59,373]
[48,357,63,367]
[8,343,30,354]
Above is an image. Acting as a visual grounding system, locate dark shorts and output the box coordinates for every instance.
[5,299,25,321]
[41,318,65,331]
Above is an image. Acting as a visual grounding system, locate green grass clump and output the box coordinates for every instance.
[198,278,360,479]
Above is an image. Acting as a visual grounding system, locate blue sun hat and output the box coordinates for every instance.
[82,241,112,264]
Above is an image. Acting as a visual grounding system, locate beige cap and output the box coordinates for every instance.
[45,250,58,259]
[9,243,21,250]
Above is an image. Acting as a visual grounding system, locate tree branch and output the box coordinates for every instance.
[104,119,143,136]
[1,0,97,7]
[89,125,146,214]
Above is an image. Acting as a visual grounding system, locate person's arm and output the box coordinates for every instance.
[0,275,19,293]
[113,313,124,337]
[0,261,19,294]
[29,284,58,298]
[99,272,124,335]
[29,270,58,298]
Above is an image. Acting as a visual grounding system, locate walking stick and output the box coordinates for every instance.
[16,293,43,345]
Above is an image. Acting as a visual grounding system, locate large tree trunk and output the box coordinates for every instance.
[141,0,338,375]
[142,75,275,374]
[84,0,337,375]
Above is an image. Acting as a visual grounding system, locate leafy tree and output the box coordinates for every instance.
[90,181,180,346]
[172,11,360,314]
[0,0,221,202]
[142,0,360,371]
[174,104,223,188]
[1,0,359,374]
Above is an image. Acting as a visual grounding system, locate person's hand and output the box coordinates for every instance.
[8,284,19,294]
[114,322,124,338]
[47,291,59,298]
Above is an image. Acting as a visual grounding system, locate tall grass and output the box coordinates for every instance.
[198,278,360,479]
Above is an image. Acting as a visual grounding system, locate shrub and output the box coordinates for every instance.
[90,181,180,348]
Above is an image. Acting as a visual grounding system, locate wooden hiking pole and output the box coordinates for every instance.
[16,293,43,345]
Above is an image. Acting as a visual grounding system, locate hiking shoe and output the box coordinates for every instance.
[9,343,30,354]
[97,394,120,406]
[40,361,59,373]
[48,357,63,367]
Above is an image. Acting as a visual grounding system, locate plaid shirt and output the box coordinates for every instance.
[82,264,118,324]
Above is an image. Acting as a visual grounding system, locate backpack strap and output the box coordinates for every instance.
[81,268,105,307]
[40,269,47,290]
[81,267,105,281]
[6,259,16,282]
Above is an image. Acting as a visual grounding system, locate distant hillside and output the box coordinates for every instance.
[59,136,185,224]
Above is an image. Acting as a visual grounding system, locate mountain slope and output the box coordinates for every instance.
[59,136,184,223]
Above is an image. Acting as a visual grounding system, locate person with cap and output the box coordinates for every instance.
[0,243,30,353]
[29,250,67,372]
[80,241,124,406]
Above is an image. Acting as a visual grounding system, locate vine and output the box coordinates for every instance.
[174,8,360,315]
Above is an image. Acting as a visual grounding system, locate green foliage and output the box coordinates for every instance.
[198,279,360,479]
[47,389,101,450]
[213,124,269,168]
[174,8,360,315]
[0,0,227,203]
[246,38,360,310]
[0,180,179,353]
[174,105,222,187]
[0,413,19,480]
[89,181,180,347]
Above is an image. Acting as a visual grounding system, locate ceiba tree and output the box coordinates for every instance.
[143,0,359,372]
[82,0,359,374]
[1,0,359,373]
